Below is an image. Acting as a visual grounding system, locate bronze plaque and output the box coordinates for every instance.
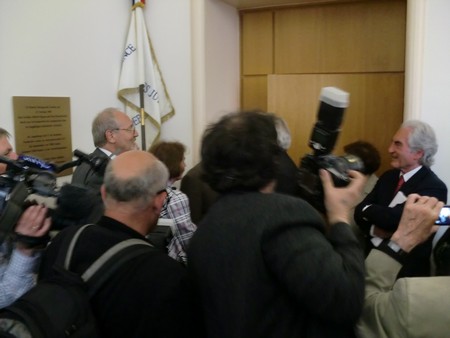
[13,96,73,176]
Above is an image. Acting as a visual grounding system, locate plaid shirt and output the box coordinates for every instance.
[0,241,40,308]
[159,187,197,265]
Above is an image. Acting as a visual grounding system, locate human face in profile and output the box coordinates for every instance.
[110,112,139,154]
[0,136,18,174]
[388,127,423,173]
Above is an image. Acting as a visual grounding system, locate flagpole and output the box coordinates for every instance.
[139,84,146,150]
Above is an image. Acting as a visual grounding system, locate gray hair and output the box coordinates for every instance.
[402,119,437,167]
[0,128,11,139]
[274,116,292,150]
[103,158,169,209]
[91,107,122,147]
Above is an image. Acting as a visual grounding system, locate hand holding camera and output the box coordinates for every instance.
[320,168,366,225]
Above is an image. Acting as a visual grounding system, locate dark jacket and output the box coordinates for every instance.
[354,167,447,234]
[39,217,203,338]
[354,166,447,277]
[71,148,110,193]
[188,192,365,338]
[180,162,219,224]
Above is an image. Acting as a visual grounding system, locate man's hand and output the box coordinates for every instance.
[15,204,51,256]
[390,194,443,253]
[320,169,366,225]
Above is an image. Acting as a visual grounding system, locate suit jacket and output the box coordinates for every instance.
[354,166,447,277]
[188,192,365,338]
[179,162,219,224]
[38,217,203,338]
[354,167,447,234]
[356,249,450,338]
[71,148,110,193]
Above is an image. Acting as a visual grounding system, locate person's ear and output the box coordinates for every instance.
[413,149,424,161]
[105,129,116,144]
[152,191,167,213]
[100,185,107,202]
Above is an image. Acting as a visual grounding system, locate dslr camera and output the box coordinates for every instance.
[297,87,363,212]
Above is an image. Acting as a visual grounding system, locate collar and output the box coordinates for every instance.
[97,216,148,241]
[401,165,422,182]
[98,148,115,159]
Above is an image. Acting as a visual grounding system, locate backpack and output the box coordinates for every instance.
[0,223,152,338]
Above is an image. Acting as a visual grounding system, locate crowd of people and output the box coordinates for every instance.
[0,107,449,337]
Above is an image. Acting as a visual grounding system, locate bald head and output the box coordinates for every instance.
[103,150,169,210]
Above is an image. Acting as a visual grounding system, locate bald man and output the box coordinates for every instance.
[39,151,202,338]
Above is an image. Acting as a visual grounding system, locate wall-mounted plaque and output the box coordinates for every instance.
[13,96,73,176]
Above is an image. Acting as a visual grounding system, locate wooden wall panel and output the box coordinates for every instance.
[241,11,274,75]
[241,75,268,110]
[274,0,406,73]
[268,74,404,175]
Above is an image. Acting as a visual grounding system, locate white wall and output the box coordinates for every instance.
[418,0,450,201]
[0,0,194,169]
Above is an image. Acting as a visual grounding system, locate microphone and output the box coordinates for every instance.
[18,154,57,171]
[73,149,108,172]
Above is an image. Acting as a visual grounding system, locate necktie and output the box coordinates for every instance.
[394,175,404,195]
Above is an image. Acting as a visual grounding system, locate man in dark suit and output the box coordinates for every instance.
[39,151,202,338]
[71,107,138,192]
[71,107,138,219]
[354,119,447,278]
[188,111,367,338]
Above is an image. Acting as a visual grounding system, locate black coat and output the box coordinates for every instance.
[71,148,110,193]
[354,166,447,277]
[39,217,203,338]
[188,192,365,338]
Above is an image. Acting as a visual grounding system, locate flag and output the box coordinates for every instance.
[118,0,174,150]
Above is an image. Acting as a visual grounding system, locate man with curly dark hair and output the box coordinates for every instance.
[188,110,367,338]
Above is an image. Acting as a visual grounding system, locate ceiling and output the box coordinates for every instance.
[218,0,355,10]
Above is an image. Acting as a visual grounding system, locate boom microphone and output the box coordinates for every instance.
[73,149,108,172]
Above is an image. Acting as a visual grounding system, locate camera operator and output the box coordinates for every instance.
[188,110,367,338]
[0,128,51,308]
[0,129,18,174]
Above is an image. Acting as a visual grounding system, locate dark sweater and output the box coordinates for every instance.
[188,192,365,338]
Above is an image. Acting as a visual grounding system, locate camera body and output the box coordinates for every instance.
[297,87,363,212]
[0,150,106,243]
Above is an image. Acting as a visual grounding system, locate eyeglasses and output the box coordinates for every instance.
[112,125,136,133]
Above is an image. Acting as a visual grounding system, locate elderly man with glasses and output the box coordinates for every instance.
[71,107,138,219]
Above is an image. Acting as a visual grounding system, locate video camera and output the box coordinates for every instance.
[297,87,363,212]
[0,150,107,244]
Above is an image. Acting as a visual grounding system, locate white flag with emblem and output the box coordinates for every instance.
[118,1,174,150]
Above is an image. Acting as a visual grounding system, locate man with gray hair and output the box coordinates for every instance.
[71,108,139,221]
[355,119,447,278]
[39,150,202,337]
[72,107,138,193]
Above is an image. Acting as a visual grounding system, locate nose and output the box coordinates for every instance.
[9,151,18,160]
[388,142,394,154]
